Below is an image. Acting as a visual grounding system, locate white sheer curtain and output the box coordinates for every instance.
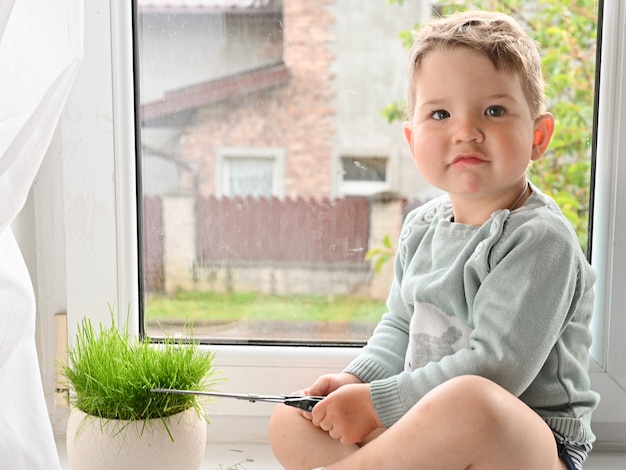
[0,1,82,468]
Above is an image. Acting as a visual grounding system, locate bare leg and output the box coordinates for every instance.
[326,375,568,470]
[269,402,360,469]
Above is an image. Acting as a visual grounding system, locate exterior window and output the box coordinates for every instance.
[216,149,285,198]
[225,156,273,198]
[341,156,389,197]
[135,0,598,346]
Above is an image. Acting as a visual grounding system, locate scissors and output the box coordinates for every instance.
[151,388,324,412]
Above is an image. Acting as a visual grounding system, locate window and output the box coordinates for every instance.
[135,0,600,347]
[341,155,390,197]
[342,157,387,183]
[30,0,626,445]
[223,156,273,198]
[135,0,422,343]
[216,149,285,198]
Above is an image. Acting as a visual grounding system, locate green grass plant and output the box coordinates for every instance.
[62,313,220,426]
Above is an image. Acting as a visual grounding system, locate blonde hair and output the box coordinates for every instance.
[405,10,546,120]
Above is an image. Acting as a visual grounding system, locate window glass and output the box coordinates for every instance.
[341,156,390,197]
[135,0,598,344]
[226,156,274,197]
[342,157,387,183]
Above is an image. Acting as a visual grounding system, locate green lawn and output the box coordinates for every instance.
[145,291,386,324]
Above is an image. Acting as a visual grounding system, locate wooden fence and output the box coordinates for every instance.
[196,196,369,264]
[142,195,370,292]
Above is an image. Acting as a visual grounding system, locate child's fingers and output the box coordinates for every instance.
[304,376,332,396]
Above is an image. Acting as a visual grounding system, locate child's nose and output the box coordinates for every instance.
[453,117,484,144]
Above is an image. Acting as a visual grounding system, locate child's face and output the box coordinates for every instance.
[403,47,553,218]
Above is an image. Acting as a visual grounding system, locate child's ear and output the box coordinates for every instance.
[403,121,418,163]
[531,112,555,161]
[403,121,414,150]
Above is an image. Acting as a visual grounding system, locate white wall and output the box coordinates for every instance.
[327,0,430,200]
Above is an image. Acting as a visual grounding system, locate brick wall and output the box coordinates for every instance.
[181,0,336,198]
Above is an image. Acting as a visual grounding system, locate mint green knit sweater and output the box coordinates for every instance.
[344,183,599,444]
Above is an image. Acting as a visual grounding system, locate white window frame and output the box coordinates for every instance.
[586,0,626,446]
[23,0,626,446]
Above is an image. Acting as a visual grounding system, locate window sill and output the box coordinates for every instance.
[55,435,626,470]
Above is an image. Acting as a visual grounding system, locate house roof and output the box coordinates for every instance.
[140,62,289,127]
[137,0,281,13]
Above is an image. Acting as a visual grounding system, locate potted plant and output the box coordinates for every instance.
[61,313,219,470]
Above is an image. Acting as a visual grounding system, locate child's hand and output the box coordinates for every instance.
[310,383,383,446]
[303,372,363,397]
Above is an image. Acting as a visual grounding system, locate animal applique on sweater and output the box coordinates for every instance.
[405,302,472,371]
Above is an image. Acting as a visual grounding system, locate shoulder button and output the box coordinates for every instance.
[490,221,499,235]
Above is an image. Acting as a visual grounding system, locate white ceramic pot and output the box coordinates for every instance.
[66,407,207,470]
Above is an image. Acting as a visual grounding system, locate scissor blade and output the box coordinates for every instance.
[151,388,283,403]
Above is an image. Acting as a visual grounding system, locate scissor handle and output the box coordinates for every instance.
[283,396,325,412]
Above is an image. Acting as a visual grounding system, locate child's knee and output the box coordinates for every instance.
[444,374,501,397]
[269,402,298,443]
[414,375,509,432]
[433,374,503,402]
[269,404,302,465]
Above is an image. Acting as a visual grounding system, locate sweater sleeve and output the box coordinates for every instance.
[346,207,594,428]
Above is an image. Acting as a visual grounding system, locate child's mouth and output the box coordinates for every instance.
[451,155,487,168]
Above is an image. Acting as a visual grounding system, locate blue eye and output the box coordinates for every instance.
[432,110,450,120]
[485,106,506,117]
